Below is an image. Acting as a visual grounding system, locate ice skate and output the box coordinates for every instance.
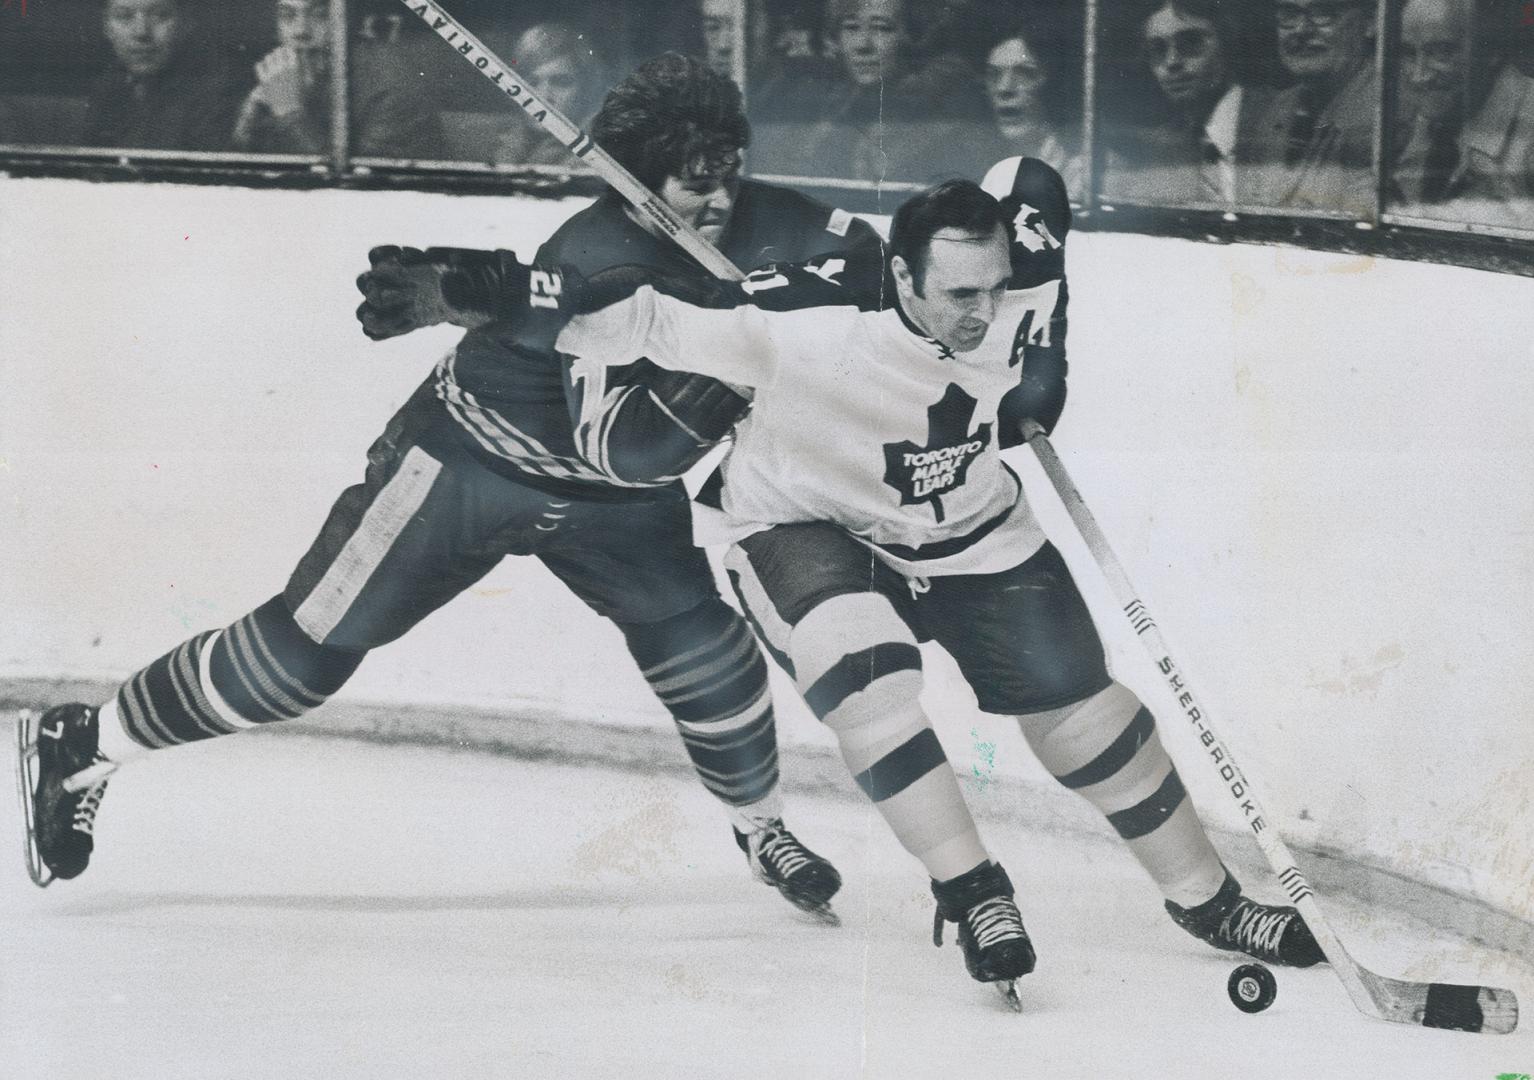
[932,861,1036,1012]
[15,704,117,887]
[734,819,843,925]
[1166,872,1325,968]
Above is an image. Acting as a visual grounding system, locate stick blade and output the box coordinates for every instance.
[1365,972,1519,1034]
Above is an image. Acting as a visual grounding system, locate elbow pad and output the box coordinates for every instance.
[576,362,752,483]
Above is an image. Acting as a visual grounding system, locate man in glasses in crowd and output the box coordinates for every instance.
[1248,0,1378,214]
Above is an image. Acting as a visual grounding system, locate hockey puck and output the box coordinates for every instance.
[1228,963,1277,1013]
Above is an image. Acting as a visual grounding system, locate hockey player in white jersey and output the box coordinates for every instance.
[546,165,1327,1003]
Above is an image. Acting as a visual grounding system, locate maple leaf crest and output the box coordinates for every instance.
[882,383,992,523]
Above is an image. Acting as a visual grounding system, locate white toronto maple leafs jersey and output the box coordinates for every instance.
[558,279,1062,577]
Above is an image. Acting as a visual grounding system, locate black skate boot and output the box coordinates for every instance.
[15,704,116,887]
[734,819,843,925]
[1166,872,1326,968]
[932,861,1036,1012]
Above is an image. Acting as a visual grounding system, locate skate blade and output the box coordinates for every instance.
[14,711,53,888]
[993,979,1022,1013]
[783,894,840,927]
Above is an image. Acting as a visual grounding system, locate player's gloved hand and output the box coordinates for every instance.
[355,246,580,342]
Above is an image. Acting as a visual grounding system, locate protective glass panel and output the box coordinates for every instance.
[1099,0,1381,217]
[1383,0,1534,231]
[351,0,720,167]
[744,0,1088,196]
[0,0,303,156]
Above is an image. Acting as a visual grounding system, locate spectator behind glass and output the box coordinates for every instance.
[488,23,605,168]
[1106,1,1273,203]
[1246,0,1378,214]
[1392,0,1473,204]
[977,28,1084,193]
[231,0,442,158]
[81,0,246,151]
[754,0,986,181]
[1448,0,1534,218]
[701,0,739,76]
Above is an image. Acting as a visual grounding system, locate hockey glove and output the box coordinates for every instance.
[354,246,577,341]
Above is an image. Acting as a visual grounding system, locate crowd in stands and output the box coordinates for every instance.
[0,0,1529,226]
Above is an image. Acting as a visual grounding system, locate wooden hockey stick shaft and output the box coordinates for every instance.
[1021,423,1518,1035]
[395,0,746,284]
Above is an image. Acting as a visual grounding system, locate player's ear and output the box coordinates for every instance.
[890,254,916,298]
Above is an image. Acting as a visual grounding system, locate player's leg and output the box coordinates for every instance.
[727,523,1034,986]
[922,541,1324,968]
[19,387,515,885]
[537,496,841,917]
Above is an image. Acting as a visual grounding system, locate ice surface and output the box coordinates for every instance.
[2,731,1528,1080]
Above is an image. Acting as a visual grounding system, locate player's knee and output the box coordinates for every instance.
[1015,682,1182,823]
[1015,681,1154,781]
[791,593,924,735]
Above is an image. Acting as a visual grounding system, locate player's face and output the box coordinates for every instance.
[701,0,737,75]
[657,153,742,245]
[1142,7,1228,108]
[985,38,1046,121]
[276,0,330,53]
[1275,0,1373,83]
[838,0,906,88]
[1399,0,1469,123]
[104,0,183,77]
[896,225,1012,354]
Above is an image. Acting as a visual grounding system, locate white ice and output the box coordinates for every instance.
[2,729,1529,1080]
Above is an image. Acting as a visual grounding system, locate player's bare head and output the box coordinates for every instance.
[889,180,1012,353]
[103,0,185,77]
[591,52,750,192]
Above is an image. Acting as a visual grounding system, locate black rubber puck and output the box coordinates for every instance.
[1228,963,1277,1013]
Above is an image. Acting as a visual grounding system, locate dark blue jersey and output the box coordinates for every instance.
[433,181,880,498]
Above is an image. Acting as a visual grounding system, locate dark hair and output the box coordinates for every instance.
[888,179,1009,289]
[1138,0,1240,44]
[590,52,751,190]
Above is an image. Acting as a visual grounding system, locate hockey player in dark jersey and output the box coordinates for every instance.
[387,160,1328,1005]
[17,55,870,924]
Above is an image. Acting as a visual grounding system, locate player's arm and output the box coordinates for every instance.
[559,284,779,388]
[984,157,1072,447]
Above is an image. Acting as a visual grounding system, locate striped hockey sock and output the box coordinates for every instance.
[793,594,989,882]
[621,597,780,809]
[110,595,363,754]
[1016,681,1227,907]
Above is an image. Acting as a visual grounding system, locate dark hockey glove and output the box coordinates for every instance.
[354,246,580,342]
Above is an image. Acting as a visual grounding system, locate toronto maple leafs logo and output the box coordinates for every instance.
[882,384,992,522]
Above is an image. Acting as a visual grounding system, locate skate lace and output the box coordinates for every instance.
[71,756,111,837]
[756,827,812,881]
[966,896,1026,950]
[1220,899,1291,957]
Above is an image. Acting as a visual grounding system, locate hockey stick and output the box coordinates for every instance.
[1020,423,1519,1035]
[397,4,1518,1031]
[395,0,746,284]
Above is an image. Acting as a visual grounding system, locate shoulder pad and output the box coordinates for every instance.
[982,156,1069,288]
